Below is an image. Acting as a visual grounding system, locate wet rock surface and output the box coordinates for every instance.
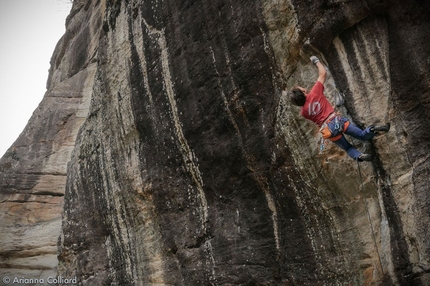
[1,0,429,285]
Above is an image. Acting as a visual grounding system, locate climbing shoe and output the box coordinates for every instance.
[371,123,390,133]
[358,153,372,162]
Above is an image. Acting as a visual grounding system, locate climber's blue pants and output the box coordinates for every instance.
[332,121,375,160]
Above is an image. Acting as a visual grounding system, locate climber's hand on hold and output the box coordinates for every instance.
[310,56,326,84]
[310,56,320,65]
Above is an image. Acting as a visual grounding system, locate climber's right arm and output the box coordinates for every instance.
[310,56,326,84]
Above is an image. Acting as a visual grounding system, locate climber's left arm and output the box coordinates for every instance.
[310,56,326,84]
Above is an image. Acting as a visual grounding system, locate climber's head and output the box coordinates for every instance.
[290,86,307,106]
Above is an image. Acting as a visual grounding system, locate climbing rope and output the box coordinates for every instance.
[356,160,385,276]
[326,82,383,276]
[331,82,385,276]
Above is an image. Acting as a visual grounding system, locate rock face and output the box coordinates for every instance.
[0,1,101,281]
[1,0,429,285]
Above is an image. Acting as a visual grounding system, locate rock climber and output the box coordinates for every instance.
[288,56,390,162]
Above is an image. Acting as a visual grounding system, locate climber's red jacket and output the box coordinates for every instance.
[300,81,334,127]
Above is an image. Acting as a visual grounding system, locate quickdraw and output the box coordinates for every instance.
[319,137,327,154]
[334,88,345,108]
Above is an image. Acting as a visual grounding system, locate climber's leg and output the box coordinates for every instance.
[332,135,360,159]
[344,123,375,141]
[332,135,371,161]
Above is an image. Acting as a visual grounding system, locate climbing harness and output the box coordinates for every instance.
[319,113,336,139]
[356,160,385,276]
[318,113,338,154]
[319,113,350,141]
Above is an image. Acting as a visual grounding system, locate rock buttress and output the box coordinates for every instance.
[0,0,103,280]
[58,0,295,284]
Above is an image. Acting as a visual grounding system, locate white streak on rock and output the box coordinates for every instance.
[209,46,280,252]
[141,17,216,280]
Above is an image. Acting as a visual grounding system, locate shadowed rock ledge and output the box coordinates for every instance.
[1,0,429,285]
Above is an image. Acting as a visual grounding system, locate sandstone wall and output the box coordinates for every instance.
[1,0,429,285]
[0,0,102,281]
[265,0,430,284]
